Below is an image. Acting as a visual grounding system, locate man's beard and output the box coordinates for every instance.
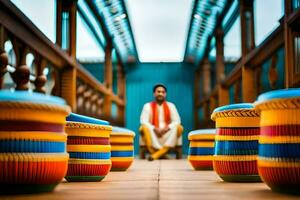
[156,96,165,104]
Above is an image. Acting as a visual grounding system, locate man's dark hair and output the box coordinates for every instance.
[153,83,167,93]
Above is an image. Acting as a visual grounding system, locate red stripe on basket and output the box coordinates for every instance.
[217,128,260,136]
[261,125,300,137]
[0,161,68,184]
[213,160,258,175]
[258,166,300,185]
[67,137,110,145]
[0,120,64,132]
[66,163,111,176]
[111,161,133,169]
[189,160,213,168]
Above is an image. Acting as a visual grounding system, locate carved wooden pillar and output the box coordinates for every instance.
[117,61,125,125]
[103,39,113,118]
[240,0,256,102]
[56,0,77,111]
[11,40,30,90]
[0,25,8,89]
[216,27,225,84]
[202,57,211,96]
[284,0,294,88]
[34,56,47,93]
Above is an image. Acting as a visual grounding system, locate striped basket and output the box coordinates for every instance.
[188,129,215,170]
[0,90,70,194]
[255,89,300,194]
[211,103,261,182]
[65,113,112,182]
[110,127,135,171]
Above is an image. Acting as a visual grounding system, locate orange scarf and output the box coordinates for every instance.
[150,101,171,128]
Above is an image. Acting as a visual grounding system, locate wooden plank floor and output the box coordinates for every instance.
[1,159,300,200]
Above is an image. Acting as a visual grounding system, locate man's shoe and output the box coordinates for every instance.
[147,155,154,161]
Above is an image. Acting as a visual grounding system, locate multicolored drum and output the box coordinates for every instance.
[188,129,215,170]
[211,103,261,182]
[255,89,300,194]
[65,113,112,182]
[110,127,135,171]
[0,90,70,194]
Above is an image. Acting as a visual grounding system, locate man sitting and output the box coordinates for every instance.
[140,83,182,161]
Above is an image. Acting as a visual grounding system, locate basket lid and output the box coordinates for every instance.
[0,90,66,106]
[66,113,109,125]
[188,129,215,140]
[112,126,135,136]
[256,88,300,103]
[213,103,254,113]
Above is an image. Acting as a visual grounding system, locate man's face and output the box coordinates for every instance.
[154,86,166,102]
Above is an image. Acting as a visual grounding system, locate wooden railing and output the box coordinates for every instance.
[194,22,284,129]
[0,0,125,126]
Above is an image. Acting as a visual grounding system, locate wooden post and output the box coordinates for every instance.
[240,0,256,102]
[284,0,293,88]
[194,69,200,129]
[56,0,77,111]
[215,27,225,84]
[0,25,8,89]
[202,57,211,96]
[218,84,229,106]
[103,39,113,118]
[34,57,47,93]
[117,61,125,125]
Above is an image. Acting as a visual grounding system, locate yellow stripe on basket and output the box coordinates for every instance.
[67,145,111,152]
[66,128,110,138]
[213,155,257,161]
[188,134,215,141]
[111,132,135,137]
[189,141,214,148]
[68,158,111,165]
[0,108,67,124]
[0,131,67,142]
[188,155,214,161]
[111,145,134,151]
[260,136,300,144]
[110,137,133,143]
[215,117,260,128]
[0,153,69,162]
[260,109,300,126]
[110,157,134,162]
[258,159,300,168]
[215,135,259,141]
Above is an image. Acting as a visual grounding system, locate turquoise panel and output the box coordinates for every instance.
[125,63,196,155]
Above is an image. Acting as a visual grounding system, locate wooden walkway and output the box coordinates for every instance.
[2,159,300,200]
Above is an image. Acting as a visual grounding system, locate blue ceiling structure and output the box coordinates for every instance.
[79,0,138,64]
[184,0,232,64]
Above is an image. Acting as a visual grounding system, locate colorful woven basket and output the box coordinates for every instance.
[255,89,300,194]
[65,113,112,182]
[188,129,215,170]
[211,103,261,182]
[0,90,70,194]
[110,127,135,171]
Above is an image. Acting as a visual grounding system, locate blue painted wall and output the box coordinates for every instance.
[125,63,196,155]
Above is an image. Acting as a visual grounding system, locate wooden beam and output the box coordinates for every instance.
[240,0,256,102]
[218,84,229,106]
[194,69,200,128]
[117,61,125,124]
[69,1,77,59]
[284,0,294,88]
[215,27,225,84]
[103,39,113,117]
[202,57,211,96]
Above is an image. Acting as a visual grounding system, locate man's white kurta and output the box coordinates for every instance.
[140,102,181,149]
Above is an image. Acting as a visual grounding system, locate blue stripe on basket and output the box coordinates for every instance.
[111,151,134,157]
[188,147,214,155]
[259,143,300,158]
[215,149,258,155]
[215,141,258,150]
[0,140,65,153]
[69,152,111,159]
